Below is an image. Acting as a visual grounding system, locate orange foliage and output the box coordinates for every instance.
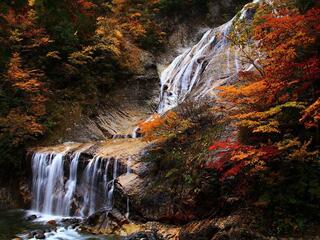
[212,1,320,182]
[221,4,320,109]
[207,140,279,181]
[7,53,47,94]
[139,113,165,141]
[1,7,51,50]
[2,53,47,144]
[65,0,97,17]
[220,1,320,127]
[0,109,45,145]
[139,111,191,142]
[110,0,165,43]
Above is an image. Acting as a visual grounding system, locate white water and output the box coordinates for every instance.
[19,210,106,240]
[103,158,111,200]
[80,156,101,217]
[32,152,66,215]
[31,150,120,218]
[158,24,230,113]
[107,159,118,209]
[62,152,82,216]
[157,2,259,113]
[26,227,105,240]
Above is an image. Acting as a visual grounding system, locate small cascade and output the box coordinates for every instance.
[111,127,141,139]
[125,157,132,218]
[126,197,130,219]
[32,152,66,215]
[31,148,124,218]
[103,158,111,201]
[61,151,82,216]
[80,156,102,217]
[107,159,118,209]
[126,157,132,174]
[131,127,140,139]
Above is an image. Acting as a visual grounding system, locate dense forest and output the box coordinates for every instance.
[0,0,320,239]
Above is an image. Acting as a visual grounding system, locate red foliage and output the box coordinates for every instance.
[213,2,320,184]
[2,52,47,144]
[254,5,320,103]
[206,140,279,181]
[65,0,96,16]
[221,4,320,110]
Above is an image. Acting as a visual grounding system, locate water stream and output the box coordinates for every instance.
[157,2,258,113]
[32,151,121,218]
[0,209,112,240]
[157,21,235,113]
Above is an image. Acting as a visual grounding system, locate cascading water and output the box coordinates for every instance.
[157,4,258,113]
[103,158,111,201]
[107,159,118,209]
[61,151,82,216]
[31,149,121,218]
[32,152,52,212]
[125,157,132,218]
[80,156,101,217]
[32,152,66,215]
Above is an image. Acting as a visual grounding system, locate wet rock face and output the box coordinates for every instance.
[34,231,46,239]
[26,215,37,221]
[86,208,128,228]
[208,0,251,24]
[19,180,32,207]
[27,230,46,239]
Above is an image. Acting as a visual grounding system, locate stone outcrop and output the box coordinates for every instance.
[180,214,269,240]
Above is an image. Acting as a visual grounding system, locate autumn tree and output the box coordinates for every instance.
[209,0,320,180]
[139,111,191,142]
[0,52,47,145]
[220,0,320,135]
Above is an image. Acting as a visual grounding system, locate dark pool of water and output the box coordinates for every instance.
[0,209,45,239]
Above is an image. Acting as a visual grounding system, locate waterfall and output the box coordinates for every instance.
[31,149,120,217]
[32,152,66,215]
[157,2,259,113]
[61,152,82,216]
[126,157,132,174]
[157,24,229,113]
[32,152,53,212]
[80,156,101,217]
[103,158,111,200]
[107,159,118,209]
